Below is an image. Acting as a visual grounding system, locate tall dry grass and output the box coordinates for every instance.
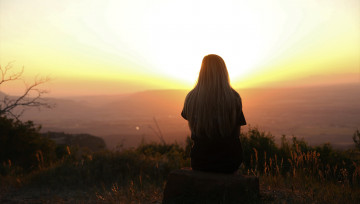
[1,128,359,203]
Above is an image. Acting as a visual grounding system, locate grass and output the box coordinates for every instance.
[1,128,360,203]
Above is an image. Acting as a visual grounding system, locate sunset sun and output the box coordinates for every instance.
[0,0,359,95]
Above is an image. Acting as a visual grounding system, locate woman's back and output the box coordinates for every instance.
[181,54,246,173]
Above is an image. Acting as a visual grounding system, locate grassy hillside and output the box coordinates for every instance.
[1,126,359,203]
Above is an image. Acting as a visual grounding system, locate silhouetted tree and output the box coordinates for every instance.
[0,63,51,119]
[0,116,56,173]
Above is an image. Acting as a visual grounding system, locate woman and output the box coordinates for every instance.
[181,54,246,174]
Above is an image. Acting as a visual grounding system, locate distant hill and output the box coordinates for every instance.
[43,132,106,152]
[20,83,360,149]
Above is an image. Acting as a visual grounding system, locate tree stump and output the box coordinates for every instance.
[163,169,259,204]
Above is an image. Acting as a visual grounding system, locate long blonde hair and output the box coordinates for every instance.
[183,54,239,139]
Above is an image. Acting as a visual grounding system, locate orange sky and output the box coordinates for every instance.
[0,0,359,97]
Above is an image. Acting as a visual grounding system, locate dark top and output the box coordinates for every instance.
[181,92,246,173]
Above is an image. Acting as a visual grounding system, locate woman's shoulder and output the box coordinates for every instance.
[184,89,194,101]
[231,89,243,109]
[231,88,241,99]
[187,89,195,96]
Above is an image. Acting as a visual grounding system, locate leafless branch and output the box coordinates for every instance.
[0,62,23,85]
[0,63,53,119]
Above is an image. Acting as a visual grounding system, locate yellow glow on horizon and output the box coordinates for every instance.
[0,0,359,96]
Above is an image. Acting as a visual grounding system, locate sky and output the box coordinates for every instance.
[0,0,359,97]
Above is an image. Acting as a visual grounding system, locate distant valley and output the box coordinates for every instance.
[18,83,360,150]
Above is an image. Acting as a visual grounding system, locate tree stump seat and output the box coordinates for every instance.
[163,169,259,204]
